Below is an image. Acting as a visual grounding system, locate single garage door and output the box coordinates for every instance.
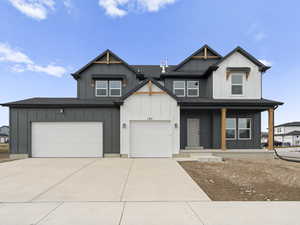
[32,122,103,157]
[130,121,172,157]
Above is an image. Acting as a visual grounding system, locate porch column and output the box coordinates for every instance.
[268,108,274,150]
[221,108,227,151]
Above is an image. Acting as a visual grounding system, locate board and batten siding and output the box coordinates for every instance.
[213,52,262,99]
[120,83,180,156]
[9,107,120,156]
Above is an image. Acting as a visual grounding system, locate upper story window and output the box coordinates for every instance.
[238,118,251,140]
[173,81,185,97]
[109,80,122,96]
[187,81,199,97]
[173,80,199,97]
[231,74,244,96]
[95,80,122,97]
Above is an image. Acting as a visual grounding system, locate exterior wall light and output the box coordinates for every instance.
[122,123,126,128]
[175,123,178,128]
[60,109,64,114]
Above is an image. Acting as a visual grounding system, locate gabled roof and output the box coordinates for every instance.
[121,78,178,101]
[212,46,270,72]
[275,122,300,128]
[71,49,138,80]
[173,45,222,71]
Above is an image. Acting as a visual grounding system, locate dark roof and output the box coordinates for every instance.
[178,98,283,107]
[72,49,138,79]
[1,98,121,107]
[121,78,178,101]
[173,45,222,71]
[275,122,300,128]
[212,46,270,72]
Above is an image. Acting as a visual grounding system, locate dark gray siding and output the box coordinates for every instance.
[164,78,211,98]
[180,109,213,149]
[181,109,261,149]
[225,110,261,149]
[78,64,138,99]
[10,107,120,156]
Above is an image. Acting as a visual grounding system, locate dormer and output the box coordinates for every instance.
[212,47,270,99]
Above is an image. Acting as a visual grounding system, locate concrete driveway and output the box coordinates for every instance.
[0,158,209,202]
[1,158,299,225]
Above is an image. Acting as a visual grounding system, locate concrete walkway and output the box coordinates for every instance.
[0,158,299,224]
[1,202,299,225]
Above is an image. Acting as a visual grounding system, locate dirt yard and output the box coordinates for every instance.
[179,158,300,201]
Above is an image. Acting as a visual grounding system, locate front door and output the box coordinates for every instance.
[187,118,200,147]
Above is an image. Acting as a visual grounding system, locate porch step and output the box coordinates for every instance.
[185,146,204,150]
[196,155,223,162]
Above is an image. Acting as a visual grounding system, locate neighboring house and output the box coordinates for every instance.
[274,122,300,146]
[0,125,9,135]
[1,45,283,158]
[0,133,8,143]
[0,126,9,143]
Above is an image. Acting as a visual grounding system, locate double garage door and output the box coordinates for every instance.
[31,122,103,158]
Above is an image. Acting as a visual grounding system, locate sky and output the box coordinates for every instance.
[0,0,300,131]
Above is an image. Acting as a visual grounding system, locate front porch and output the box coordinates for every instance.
[180,106,276,151]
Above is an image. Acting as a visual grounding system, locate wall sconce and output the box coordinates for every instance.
[122,123,126,128]
[174,123,178,128]
[59,109,64,114]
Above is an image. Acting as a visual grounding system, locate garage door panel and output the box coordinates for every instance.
[130,121,172,158]
[32,122,103,158]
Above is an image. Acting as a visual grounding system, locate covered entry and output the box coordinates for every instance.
[120,79,180,158]
[31,122,103,157]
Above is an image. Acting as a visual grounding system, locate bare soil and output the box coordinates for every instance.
[179,158,300,201]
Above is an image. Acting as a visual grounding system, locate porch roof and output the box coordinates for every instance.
[178,98,283,109]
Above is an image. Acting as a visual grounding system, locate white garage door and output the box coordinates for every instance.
[32,122,103,157]
[130,121,172,157]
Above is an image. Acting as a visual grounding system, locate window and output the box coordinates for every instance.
[95,80,108,97]
[109,80,122,97]
[226,118,236,139]
[173,81,185,97]
[95,80,122,97]
[231,74,243,95]
[187,81,199,97]
[238,118,251,139]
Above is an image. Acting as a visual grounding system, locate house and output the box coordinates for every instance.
[0,126,9,143]
[261,132,268,145]
[1,45,283,158]
[0,125,9,136]
[274,122,300,146]
[0,133,8,143]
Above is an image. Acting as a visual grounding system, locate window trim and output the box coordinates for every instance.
[238,118,252,140]
[231,73,244,96]
[173,80,186,97]
[187,81,199,97]
[95,80,108,97]
[109,80,122,97]
[226,118,236,140]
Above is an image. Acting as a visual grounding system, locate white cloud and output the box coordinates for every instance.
[63,0,73,14]
[259,59,272,67]
[9,0,55,20]
[0,43,67,77]
[27,64,66,77]
[254,32,267,41]
[0,43,33,64]
[98,0,176,17]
